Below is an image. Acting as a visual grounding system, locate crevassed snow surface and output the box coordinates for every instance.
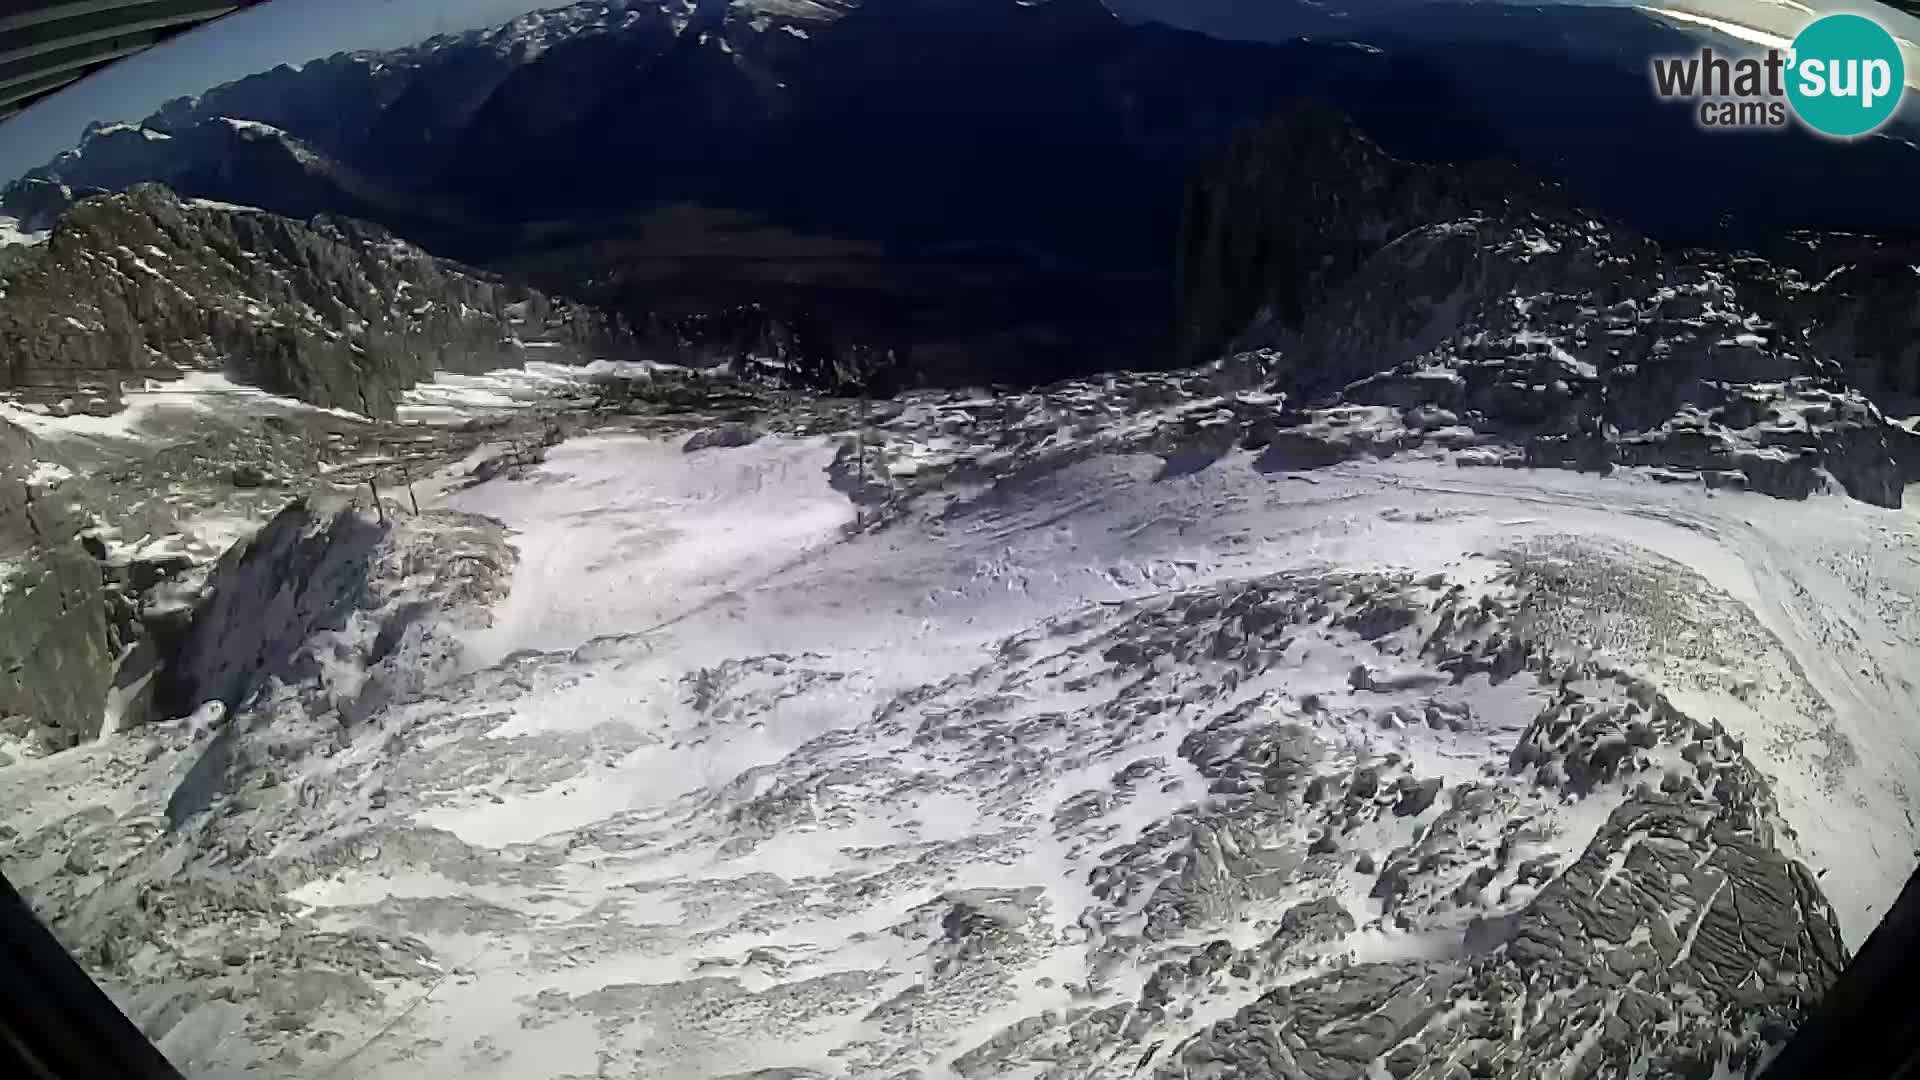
[7,428,1916,1078]
[360,435,1912,1079]
[436,439,1920,943]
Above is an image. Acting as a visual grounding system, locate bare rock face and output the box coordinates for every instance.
[1174,102,1555,368]
[0,432,115,752]
[153,502,386,727]
[0,420,39,556]
[1178,106,1919,507]
[0,186,623,419]
[683,424,764,453]
[0,541,113,752]
[1,177,88,233]
[1167,794,1845,1080]
[1289,217,1911,507]
[158,504,514,826]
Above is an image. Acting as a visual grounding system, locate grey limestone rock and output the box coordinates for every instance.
[1178,106,1918,507]
[0,186,618,420]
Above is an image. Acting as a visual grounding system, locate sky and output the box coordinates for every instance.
[6,0,1920,185]
[0,0,574,183]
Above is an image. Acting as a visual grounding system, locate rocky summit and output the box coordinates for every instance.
[1,2,1919,1079]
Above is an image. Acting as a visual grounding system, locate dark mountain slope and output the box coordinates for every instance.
[0,187,620,420]
[8,0,1920,387]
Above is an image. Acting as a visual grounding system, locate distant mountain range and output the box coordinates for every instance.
[8,0,1920,386]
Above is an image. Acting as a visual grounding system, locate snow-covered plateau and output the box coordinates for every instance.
[1,367,1912,1079]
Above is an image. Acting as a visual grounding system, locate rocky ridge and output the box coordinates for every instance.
[1176,106,1920,507]
[0,185,631,420]
[0,427,115,758]
[0,343,589,758]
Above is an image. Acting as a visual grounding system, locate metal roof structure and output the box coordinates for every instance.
[0,0,251,121]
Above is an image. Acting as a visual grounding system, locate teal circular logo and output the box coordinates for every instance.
[1786,13,1906,137]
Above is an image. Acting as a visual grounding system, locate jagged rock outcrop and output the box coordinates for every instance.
[1178,105,1920,506]
[152,501,385,727]
[1,177,91,233]
[157,503,513,825]
[0,432,204,753]
[0,420,39,556]
[1174,103,1561,367]
[0,186,627,419]
[0,540,113,753]
[0,382,576,760]
[0,429,110,752]
[1166,791,1846,1079]
[1774,235,1920,409]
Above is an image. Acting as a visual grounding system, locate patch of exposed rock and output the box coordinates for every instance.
[0,185,627,419]
[1178,104,1920,507]
[1165,790,1843,1080]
